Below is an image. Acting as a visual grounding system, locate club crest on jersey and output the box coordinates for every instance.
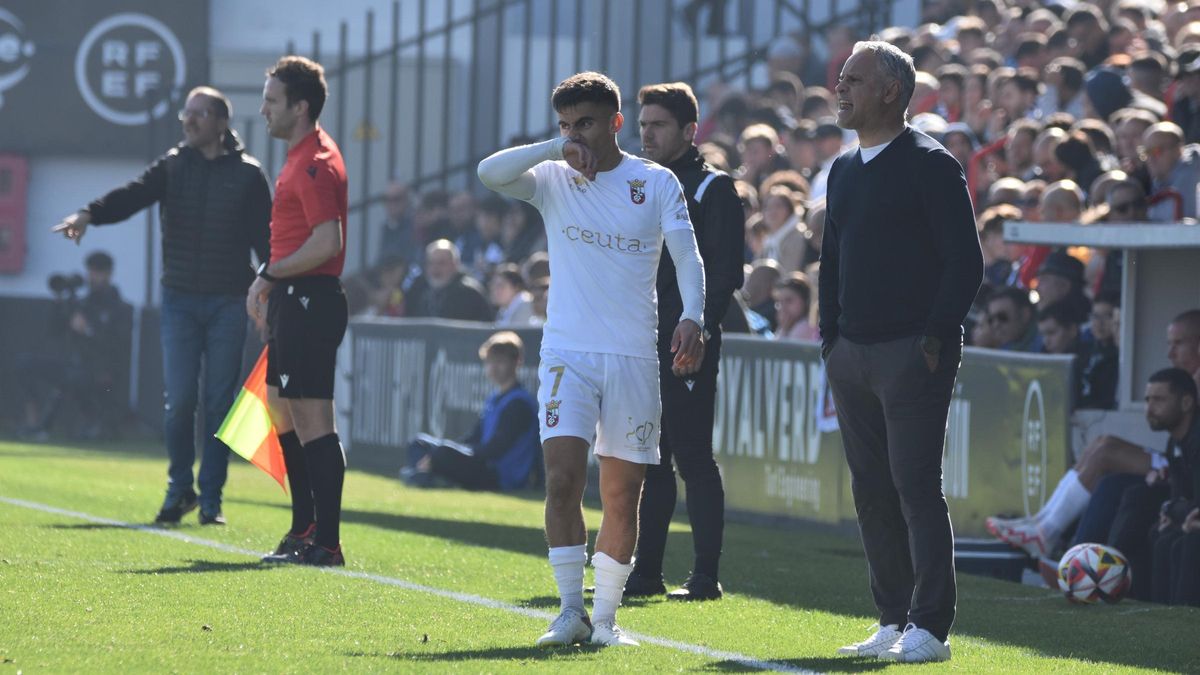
[569,175,588,193]
[546,399,561,427]
[628,179,646,204]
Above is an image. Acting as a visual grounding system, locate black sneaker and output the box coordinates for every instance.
[667,572,723,601]
[154,491,199,525]
[622,572,667,597]
[296,543,345,567]
[261,525,315,563]
[199,510,226,526]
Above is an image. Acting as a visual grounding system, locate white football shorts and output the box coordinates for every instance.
[537,347,661,464]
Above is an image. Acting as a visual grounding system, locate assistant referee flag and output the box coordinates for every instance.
[215,347,288,492]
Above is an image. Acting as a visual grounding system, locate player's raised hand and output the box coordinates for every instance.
[562,139,597,181]
[670,319,705,376]
[52,211,92,245]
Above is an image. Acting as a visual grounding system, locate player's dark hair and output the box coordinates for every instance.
[1148,367,1198,401]
[268,55,327,122]
[775,272,813,309]
[638,82,699,126]
[552,72,621,113]
[1037,300,1079,327]
[1094,289,1121,307]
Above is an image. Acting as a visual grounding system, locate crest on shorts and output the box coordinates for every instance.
[570,175,588,193]
[626,418,655,450]
[628,179,646,204]
[546,399,561,428]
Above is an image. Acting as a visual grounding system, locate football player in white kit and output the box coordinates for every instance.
[478,72,707,647]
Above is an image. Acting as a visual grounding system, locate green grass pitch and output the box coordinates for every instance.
[0,439,1197,673]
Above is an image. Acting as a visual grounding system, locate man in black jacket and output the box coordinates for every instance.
[53,86,272,526]
[822,42,983,663]
[627,82,744,600]
[405,239,493,322]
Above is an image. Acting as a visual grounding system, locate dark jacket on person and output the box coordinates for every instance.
[1166,413,1200,508]
[657,146,746,340]
[462,384,539,490]
[1074,338,1118,410]
[819,126,984,346]
[405,272,493,322]
[84,131,272,296]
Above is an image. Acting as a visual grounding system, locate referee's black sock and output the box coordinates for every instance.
[304,432,346,550]
[279,431,315,536]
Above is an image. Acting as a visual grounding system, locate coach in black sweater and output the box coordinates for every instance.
[820,43,983,664]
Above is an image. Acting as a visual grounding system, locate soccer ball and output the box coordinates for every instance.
[1056,543,1131,604]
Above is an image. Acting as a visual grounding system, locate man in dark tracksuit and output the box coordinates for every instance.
[629,82,745,600]
[822,44,982,663]
[54,87,272,526]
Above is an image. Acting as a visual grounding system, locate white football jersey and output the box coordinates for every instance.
[528,152,694,359]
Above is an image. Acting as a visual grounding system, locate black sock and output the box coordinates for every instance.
[304,433,346,550]
[279,431,315,535]
[633,463,677,581]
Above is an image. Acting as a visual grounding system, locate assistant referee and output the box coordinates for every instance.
[631,82,745,600]
[248,56,351,567]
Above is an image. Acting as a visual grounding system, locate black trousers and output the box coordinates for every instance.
[1108,482,1169,601]
[825,335,960,641]
[634,332,726,580]
[1151,529,1200,606]
[407,439,499,491]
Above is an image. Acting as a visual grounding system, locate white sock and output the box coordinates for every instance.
[591,551,634,625]
[1034,469,1079,522]
[1038,470,1091,544]
[548,545,587,614]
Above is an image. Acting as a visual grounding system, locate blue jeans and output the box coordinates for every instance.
[160,287,248,512]
[1071,472,1144,546]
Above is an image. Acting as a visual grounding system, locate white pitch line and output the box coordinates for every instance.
[1,496,817,674]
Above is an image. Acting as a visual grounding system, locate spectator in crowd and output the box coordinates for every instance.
[1034,250,1091,323]
[772,273,819,342]
[1032,127,1069,182]
[52,86,272,526]
[1143,122,1200,220]
[1054,130,1109,195]
[364,255,407,317]
[759,187,807,274]
[1098,178,1151,295]
[17,252,131,440]
[1170,47,1200,144]
[801,199,825,269]
[784,121,818,179]
[934,64,966,122]
[987,286,1042,352]
[528,275,550,326]
[743,260,782,331]
[1129,52,1168,101]
[986,177,1026,207]
[977,205,1020,287]
[808,119,846,201]
[415,189,453,244]
[502,201,547,264]
[378,181,419,266]
[1005,119,1040,180]
[942,123,978,169]
[491,264,534,326]
[1112,108,1157,176]
[1037,300,1118,409]
[1036,57,1087,120]
[735,123,790,188]
[449,192,482,267]
[989,311,1200,563]
[405,240,493,322]
[1090,289,1121,349]
[999,68,1042,122]
[402,332,539,491]
[467,194,509,280]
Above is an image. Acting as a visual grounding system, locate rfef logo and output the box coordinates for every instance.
[0,8,36,109]
[74,13,185,126]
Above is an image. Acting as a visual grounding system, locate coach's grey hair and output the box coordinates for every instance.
[852,40,916,118]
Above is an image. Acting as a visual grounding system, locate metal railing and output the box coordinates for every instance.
[230,0,904,275]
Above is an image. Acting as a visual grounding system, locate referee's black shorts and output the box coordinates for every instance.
[266,275,348,400]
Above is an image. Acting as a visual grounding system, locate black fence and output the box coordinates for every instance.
[221,0,902,277]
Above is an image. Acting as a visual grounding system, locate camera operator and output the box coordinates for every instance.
[18,252,130,439]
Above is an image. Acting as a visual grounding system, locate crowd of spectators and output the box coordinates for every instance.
[346,1,1200,403]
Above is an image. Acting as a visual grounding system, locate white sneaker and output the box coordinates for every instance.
[879,624,951,663]
[536,608,592,647]
[836,623,902,657]
[589,619,639,647]
[994,518,1048,558]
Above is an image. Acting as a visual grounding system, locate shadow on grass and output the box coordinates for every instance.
[346,645,599,662]
[124,559,271,575]
[200,501,1200,672]
[47,523,132,532]
[705,656,888,673]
